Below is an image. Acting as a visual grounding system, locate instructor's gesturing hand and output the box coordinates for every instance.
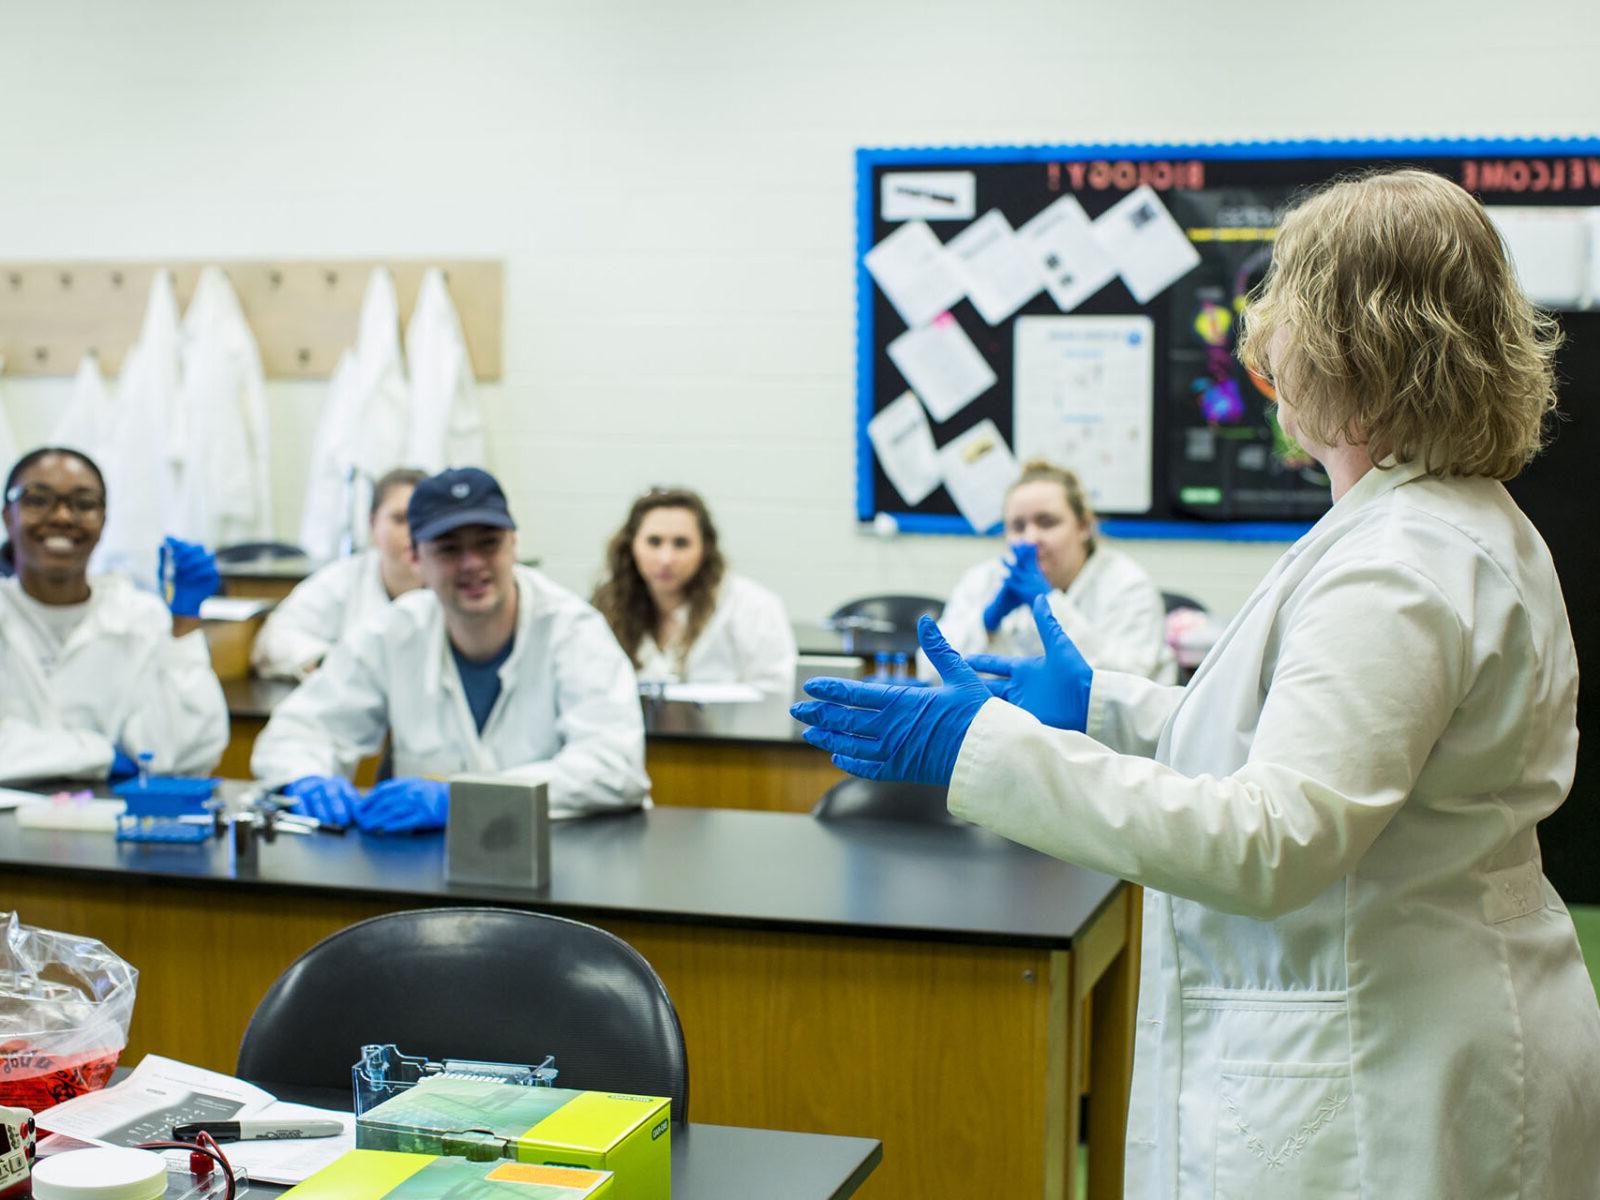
[791,616,990,785]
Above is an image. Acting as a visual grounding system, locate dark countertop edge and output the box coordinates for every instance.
[2,857,1117,953]
[645,730,807,749]
[831,1137,884,1199]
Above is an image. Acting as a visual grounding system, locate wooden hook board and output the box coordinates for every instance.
[0,260,502,380]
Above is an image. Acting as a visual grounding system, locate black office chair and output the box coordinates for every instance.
[214,540,306,565]
[1160,590,1208,614]
[811,777,961,825]
[236,907,690,1121]
[827,594,944,631]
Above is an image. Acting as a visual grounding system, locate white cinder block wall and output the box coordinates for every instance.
[2,0,1597,620]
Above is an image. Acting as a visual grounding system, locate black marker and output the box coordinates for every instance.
[172,1118,342,1142]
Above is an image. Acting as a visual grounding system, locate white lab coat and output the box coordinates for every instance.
[0,576,227,783]
[948,461,1600,1198]
[172,267,272,548]
[50,354,114,465]
[405,268,484,472]
[94,271,183,587]
[251,564,649,816]
[930,544,1176,683]
[299,269,411,561]
[633,574,798,696]
[250,550,395,680]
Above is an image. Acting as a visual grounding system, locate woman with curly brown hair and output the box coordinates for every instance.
[794,169,1600,1196]
[593,488,796,697]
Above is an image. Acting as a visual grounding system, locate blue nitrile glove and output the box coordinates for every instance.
[790,615,991,785]
[980,542,1054,633]
[161,536,221,618]
[284,775,358,829]
[968,595,1093,733]
[108,746,138,781]
[353,777,449,834]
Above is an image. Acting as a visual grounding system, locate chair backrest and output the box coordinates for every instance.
[215,540,306,565]
[1160,590,1208,615]
[236,907,689,1120]
[811,777,960,825]
[827,594,944,631]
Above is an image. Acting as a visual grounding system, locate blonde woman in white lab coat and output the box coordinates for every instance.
[793,170,1600,1197]
[0,447,226,783]
[251,468,427,680]
[931,459,1175,683]
[592,488,797,697]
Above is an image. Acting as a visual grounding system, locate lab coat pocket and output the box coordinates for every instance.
[1213,1059,1358,1200]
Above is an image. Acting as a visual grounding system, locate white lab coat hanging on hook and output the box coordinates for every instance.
[405,268,484,472]
[173,267,272,548]
[299,268,410,561]
[50,353,114,464]
[94,270,183,588]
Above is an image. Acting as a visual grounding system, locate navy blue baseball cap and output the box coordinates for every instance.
[407,467,518,542]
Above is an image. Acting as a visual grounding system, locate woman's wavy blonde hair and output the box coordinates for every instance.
[1237,168,1561,480]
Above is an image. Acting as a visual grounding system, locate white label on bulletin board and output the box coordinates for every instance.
[945,210,1044,324]
[1484,206,1596,309]
[887,313,997,423]
[1092,186,1201,304]
[864,220,967,329]
[881,172,978,222]
[1018,196,1117,313]
[1013,315,1154,514]
[938,418,1018,533]
[868,391,942,505]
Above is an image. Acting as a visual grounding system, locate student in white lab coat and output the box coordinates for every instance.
[793,170,1600,1197]
[252,467,649,830]
[931,459,1175,684]
[591,487,797,697]
[0,447,227,783]
[250,468,427,680]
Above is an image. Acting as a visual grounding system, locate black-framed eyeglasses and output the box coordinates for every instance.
[4,483,107,516]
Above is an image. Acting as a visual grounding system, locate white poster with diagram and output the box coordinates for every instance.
[1012,314,1154,513]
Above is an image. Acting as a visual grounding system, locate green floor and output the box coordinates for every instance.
[1573,904,1600,998]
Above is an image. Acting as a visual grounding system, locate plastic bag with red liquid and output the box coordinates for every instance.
[0,912,137,1113]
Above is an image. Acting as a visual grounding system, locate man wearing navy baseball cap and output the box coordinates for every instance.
[252,467,649,831]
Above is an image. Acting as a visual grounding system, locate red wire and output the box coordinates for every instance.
[134,1133,237,1199]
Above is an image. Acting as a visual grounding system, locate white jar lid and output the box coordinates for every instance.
[31,1147,168,1200]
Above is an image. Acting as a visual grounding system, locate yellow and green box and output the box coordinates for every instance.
[356,1076,670,1200]
[282,1148,614,1197]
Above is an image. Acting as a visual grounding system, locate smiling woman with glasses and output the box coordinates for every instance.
[0,446,227,784]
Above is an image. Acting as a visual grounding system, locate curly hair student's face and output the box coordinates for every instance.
[1238,169,1559,480]
[631,506,706,600]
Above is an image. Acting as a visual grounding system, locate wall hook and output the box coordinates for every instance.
[58,271,73,289]
[33,346,49,363]
[6,273,19,290]
[269,270,283,290]
[297,347,312,365]
[323,269,339,288]
[110,270,125,289]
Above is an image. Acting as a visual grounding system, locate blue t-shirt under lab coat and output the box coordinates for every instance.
[451,637,514,732]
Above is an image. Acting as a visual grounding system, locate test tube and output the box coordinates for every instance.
[892,651,909,682]
[136,751,154,788]
[873,651,891,683]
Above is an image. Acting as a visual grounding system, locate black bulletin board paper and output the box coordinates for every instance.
[854,137,1600,543]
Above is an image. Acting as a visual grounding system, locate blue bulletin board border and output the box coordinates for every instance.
[854,135,1600,540]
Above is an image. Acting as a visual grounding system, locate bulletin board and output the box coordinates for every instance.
[854,136,1600,540]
